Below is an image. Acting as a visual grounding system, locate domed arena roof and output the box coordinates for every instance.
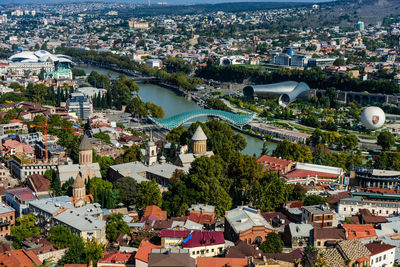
[286,48,296,56]
[8,50,74,64]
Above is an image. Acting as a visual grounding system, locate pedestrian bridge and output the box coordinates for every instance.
[149,109,256,130]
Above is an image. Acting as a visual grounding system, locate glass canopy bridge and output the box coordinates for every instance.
[149,109,256,130]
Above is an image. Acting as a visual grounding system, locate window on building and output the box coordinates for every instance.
[192,251,195,255]
[344,208,346,211]
[384,255,386,260]
[206,250,209,253]
[317,241,321,246]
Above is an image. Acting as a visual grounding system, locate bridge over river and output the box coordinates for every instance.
[149,109,256,130]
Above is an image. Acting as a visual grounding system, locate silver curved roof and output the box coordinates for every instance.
[243,81,300,97]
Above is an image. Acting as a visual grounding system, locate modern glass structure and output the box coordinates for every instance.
[243,81,310,107]
[149,109,255,130]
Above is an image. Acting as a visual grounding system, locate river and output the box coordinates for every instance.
[78,65,276,157]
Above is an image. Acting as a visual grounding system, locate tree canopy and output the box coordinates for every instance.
[11,213,41,249]
[106,213,131,243]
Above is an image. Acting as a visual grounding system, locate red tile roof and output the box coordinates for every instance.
[98,251,135,264]
[257,155,292,173]
[28,174,50,193]
[161,229,191,238]
[197,257,248,267]
[188,212,216,225]
[0,249,42,267]
[143,205,167,221]
[283,169,339,179]
[365,243,396,256]
[342,223,377,239]
[135,240,161,263]
[6,187,36,201]
[181,231,225,248]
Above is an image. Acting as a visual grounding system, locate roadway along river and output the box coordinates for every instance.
[79,65,276,157]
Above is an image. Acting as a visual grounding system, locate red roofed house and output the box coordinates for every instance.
[142,205,167,221]
[97,251,135,267]
[0,203,14,237]
[197,257,248,267]
[283,162,344,185]
[342,223,377,241]
[161,230,225,259]
[161,229,192,248]
[1,139,34,157]
[26,174,51,196]
[257,155,293,174]
[135,240,161,267]
[0,249,42,267]
[182,231,225,258]
[365,242,396,267]
[21,235,68,263]
[188,204,216,229]
[5,187,36,217]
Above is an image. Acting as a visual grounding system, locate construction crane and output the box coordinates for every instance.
[28,118,81,161]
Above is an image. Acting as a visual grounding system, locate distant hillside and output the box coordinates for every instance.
[117,2,313,17]
[319,0,400,24]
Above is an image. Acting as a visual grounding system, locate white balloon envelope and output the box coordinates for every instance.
[361,106,385,129]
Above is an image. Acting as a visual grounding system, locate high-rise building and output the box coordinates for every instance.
[66,92,93,120]
[147,0,151,7]
[357,21,365,31]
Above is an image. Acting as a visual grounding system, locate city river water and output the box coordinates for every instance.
[79,65,276,157]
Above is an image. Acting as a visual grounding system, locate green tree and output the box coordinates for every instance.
[145,102,165,118]
[227,152,263,205]
[333,57,346,66]
[106,213,131,242]
[377,130,395,151]
[272,139,312,162]
[83,238,104,265]
[162,170,199,217]
[61,177,74,196]
[259,232,284,253]
[339,135,358,151]
[87,177,119,209]
[249,171,291,211]
[114,177,138,206]
[289,183,307,201]
[374,152,400,170]
[137,180,162,209]
[303,194,327,206]
[166,125,188,145]
[126,97,147,117]
[164,56,192,74]
[71,68,86,78]
[206,98,231,111]
[93,132,111,143]
[114,145,143,164]
[48,225,78,248]
[11,213,41,249]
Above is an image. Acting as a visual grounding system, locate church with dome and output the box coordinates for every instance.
[71,172,94,207]
[57,135,101,184]
[175,125,214,167]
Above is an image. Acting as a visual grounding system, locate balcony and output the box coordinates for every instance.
[0,220,10,227]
